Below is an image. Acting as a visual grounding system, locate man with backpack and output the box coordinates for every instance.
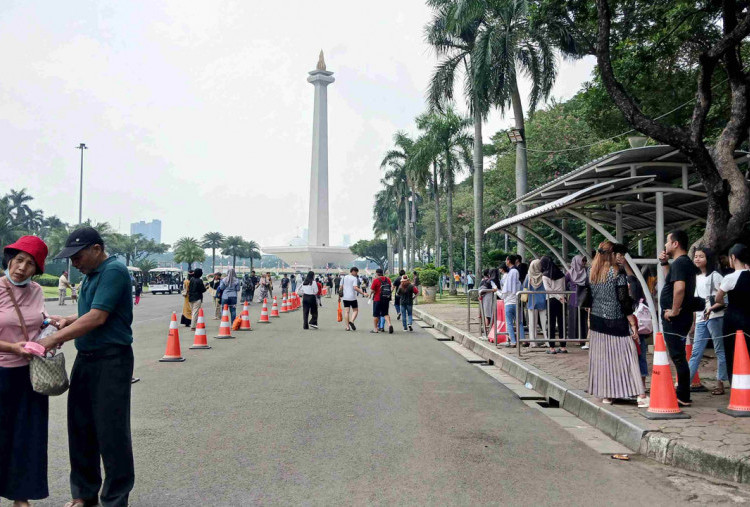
[370,268,394,334]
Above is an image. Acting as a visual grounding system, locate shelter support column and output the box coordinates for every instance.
[615,205,623,243]
[561,218,569,261]
[656,192,665,296]
[585,214,592,254]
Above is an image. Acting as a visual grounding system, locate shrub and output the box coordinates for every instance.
[418,269,439,287]
[32,273,60,287]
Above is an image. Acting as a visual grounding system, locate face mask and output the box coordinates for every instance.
[6,274,31,286]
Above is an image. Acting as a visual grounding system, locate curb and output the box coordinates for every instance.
[414,306,750,484]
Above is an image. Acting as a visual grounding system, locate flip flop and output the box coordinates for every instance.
[64,501,85,507]
[711,388,726,395]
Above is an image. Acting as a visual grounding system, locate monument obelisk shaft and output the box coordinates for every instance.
[307,51,335,247]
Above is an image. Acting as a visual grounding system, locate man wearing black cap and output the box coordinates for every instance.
[38,226,134,507]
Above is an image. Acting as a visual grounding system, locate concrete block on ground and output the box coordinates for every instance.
[561,390,585,418]
[577,399,601,428]
[642,433,675,463]
[670,438,746,484]
[614,416,649,452]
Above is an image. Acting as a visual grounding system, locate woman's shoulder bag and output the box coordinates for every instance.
[4,280,69,396]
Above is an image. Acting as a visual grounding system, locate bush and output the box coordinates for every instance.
[418,269,439,287]
[32,273,60,287]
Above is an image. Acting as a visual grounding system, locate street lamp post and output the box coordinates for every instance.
[68,143,87,277]
[462,225,469,280]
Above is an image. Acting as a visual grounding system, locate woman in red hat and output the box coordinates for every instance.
[0,235,50,506]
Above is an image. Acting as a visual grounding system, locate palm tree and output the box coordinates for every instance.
[221,236,245,269]
[240,240,262,271]
[6,188,34,227]
[381,132,418,270]
[173,237,206,271]
[202,232,225,274]
[373,189,401,272]
[414,107,473,293]
[0,197,21,247]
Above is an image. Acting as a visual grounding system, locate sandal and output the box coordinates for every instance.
[64,501,85,507]
[712,387,725,395]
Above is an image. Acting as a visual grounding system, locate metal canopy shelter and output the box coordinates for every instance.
[484,145,750,331]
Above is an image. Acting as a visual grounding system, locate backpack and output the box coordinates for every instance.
[635,299,653,335]
[379,277,392,300]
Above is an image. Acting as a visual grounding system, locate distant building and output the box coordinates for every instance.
[342,234,351,247]
[130,219,162,243]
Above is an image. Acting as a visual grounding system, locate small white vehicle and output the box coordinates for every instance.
[148,268,183,295]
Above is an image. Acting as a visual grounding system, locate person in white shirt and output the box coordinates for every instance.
[58,270,71,305]
[500,264,524,346]
[340,267,365,331]
[688,247,727,395]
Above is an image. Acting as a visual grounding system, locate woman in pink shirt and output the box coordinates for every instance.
[0,236,50,506]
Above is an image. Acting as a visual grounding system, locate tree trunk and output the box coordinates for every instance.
[386,232,394,273]
[433,159,441,267]
[447,171,457,296]
[404,195,410,271]
[511,81,527,259]
[410,184,417,269]
[397,221,404,272]
[472,108,483,277]
[211,248,216,274]
[232,255,236,269]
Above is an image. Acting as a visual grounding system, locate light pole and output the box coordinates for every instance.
[68,143,87,277]
[462,225,469,278]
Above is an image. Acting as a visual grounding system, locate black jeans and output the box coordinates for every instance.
[68,346,134,507]
[548,298,565,347]
[662,319,691,403]
[302,294,318,328]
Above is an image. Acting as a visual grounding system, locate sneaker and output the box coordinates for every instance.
[388,325,393,334]
[409,325,413,332]
[581,344,590,350]
[310,324,318,329]
[131,377,140,384]
[397,313,401,320]
[637,396,650,408]
[349,322,356,331]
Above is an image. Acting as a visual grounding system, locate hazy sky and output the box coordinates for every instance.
[0,0,595,249]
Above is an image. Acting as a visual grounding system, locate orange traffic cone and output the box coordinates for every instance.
[215,304,235,339]
[190,308,211,349]
[239,301,252,331]
[270,296,280,317]
[258,298,270,323]
[645,332,690,419]
[280,294,288,313]
[719,331,750,418]
[686,341,707,392]
[160,312,186,362]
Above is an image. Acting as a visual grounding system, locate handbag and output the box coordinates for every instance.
[576,282,592,309]
[4,280,69,396]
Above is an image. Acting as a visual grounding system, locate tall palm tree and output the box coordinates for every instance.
[202,232,225,274]
[6,188,34,227]
[173,237,205,271]
[414,107,473,293]
[381,132,418,270]
[222,236,245,269]
[241,240,262,271]
[426,0,489,276]
[0,197,21,247]
[373,189,401,272]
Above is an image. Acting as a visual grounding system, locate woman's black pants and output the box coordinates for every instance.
[303,294,318,328]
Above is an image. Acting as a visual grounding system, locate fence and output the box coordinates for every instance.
[468,288,590,357]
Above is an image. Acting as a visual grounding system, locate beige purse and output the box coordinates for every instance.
[4,280,69,396]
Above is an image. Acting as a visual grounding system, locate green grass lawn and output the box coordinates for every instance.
[42,286,59,298]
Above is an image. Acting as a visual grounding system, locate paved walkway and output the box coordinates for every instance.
[417,302,750,480]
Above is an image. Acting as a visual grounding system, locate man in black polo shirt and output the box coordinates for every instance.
[39,227,134,507]
[659,229,698,406]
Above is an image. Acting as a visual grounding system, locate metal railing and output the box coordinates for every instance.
[513,290,589,357]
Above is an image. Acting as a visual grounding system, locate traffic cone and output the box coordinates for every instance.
[258,298,270,323]
[189,308,211,349]
[719,331,750,417]
[215,304,235,339]
[686,341,707,392]
[160,312,186,362]
[280,294,289,313]
[644,332,690,419]
[270,296,280,317]
[239,301,252,331]
[295,293,300,310]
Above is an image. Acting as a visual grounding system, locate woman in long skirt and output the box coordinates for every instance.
[1,236,51,505]
[180,272,193,327]
[587,241,648,406]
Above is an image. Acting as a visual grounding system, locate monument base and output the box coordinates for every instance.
[263,245,356,271]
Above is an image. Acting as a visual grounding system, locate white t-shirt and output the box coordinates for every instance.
[341,274,360,301]
[695,272,724,322]
[720,269,748,292]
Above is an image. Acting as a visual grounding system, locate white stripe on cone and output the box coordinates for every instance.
[653,351,669,366]
[732,374,750,390]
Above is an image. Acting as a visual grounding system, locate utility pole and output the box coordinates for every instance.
[68,143,87,278]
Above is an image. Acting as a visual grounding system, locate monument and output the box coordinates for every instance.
[263,52,356,270]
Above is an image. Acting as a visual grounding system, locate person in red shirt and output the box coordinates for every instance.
[370,268,394,334]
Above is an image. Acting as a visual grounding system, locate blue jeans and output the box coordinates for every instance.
[689,317,728,382]
[505,304,524,345]
[379,316,385,330]
[638,335,649,377]
[400,304,413,329]
[222,296,237,322]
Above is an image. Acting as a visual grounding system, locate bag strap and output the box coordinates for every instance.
[3,279,30,341]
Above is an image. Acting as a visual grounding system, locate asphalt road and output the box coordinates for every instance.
[37,291,713,506]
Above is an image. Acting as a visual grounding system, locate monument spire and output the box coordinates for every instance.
[307,52,335,247]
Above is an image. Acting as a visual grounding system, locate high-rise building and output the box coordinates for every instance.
[342,234,351,247]
[130,219,162,243]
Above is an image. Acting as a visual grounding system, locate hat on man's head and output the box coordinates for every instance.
[54,227,104,259]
